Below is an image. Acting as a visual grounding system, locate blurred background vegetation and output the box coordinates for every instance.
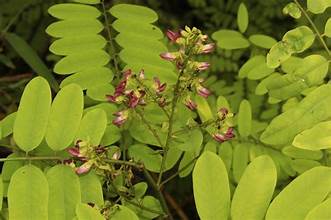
[0,0,330,218]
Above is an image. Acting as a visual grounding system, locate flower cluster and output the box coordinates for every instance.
[211,108,235,143]
[160,26,215,111]
[66,140,119,175]
[106,69,168,127]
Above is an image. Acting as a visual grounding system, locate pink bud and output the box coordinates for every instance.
[166,30,181,42]
[212,133,226,143]
[160,52,176,61]
[68,147,81,157]
[185,99,197,110]
[112,110,128,127]
[127,91,140,108]
[197,85,211,98]
[201,43,215,54]
[197,62,210,71]
[224,127,235,139]
[153,77,167,94]
[75,162,92,174]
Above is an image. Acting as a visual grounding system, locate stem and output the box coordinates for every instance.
[104,159,143,169]
[294,0,331,57]
[143,169,173,220]
[0,156,63,162]
[101,0,120,73]
[135,109,165,147]
[172,119,217,136]
[134,77,170,119]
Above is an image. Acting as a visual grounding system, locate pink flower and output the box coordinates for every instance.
[123,69,132,80]
[75,162,92,174]
[185,99,197,110]
[196,62,210,71]
[213,133,226,143]
[166,30,181,42]
[224,127,235,139]
[153,77,167,94]
[201,43,215,54]
[68,147,81,157]
[218,107,229,120]
[127,91,140,108]
[160,52,176,61]
[112,110,129,127]
[197,85,211,98]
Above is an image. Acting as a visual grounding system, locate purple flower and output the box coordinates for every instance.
[196,62,210,71]
[201,43,215,54]
[153,77,167,94]
[197,85,211,98]
[75,162,92,175]
[127,91,140,108]
[185,98,197,110]
[112,110,129,127]
[160,52,176,61]
[166,30,181,42]
[224,127,235,139]
[212,133,226,143]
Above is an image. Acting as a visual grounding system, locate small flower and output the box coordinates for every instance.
[112,110,129,127]
[138,69,145,80]
[160,52,176,61]
[166,30,181,42]
[224,127,235,139]
[68,147,81,157]
[197,85,211,98]
[218,107,229,120]
[153,77,167,94]
[196,62,210,71]
[212,133,226,143]
[201,43,215,54]
[185,98,197,110]
[75,161,92,174]
[127,91,140,108]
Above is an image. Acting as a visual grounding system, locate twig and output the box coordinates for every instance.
[101,0,120,73]
[164,192,189,220]
[293,0,331,57]
[0,73,33,83]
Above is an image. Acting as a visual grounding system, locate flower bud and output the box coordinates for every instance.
[75,162,92,174]
[184,98,197,110]
[153,77,167,94]
[196,62,210,71]
[166,30,181,42]
[197,85,211,98]
[160,52,176,61]
[212,133,226,143]
[201,43,215,54]
[112,110,129,127]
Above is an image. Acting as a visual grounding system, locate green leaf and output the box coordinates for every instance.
[266,166,331,220]
[79,171,104,206]
[238,100,252,137]
[46,84,83,151]
[110,205,139,220]
[2,153,24,197]
[48,3,101,20]
[54,50,110,75]
[13,77,51,152]
[233,143,249,183]
[100,125,121,146]
[46,20,104,38]
[175,129,203,152]
[126,196,163,219]
[293,121,331,150]
[110,4,158,23]
[239,55,274,80]
[307,0,331,14]
[231,156,277,220]
[283,3,301,19]
[282,145,322,160]
[267,55,328,101]
[267,42,292,68]
[237,3,249,33]
[0,112,16,139]
[60,67,113,90]
[195,95,214,122]
[46,164,81,220]
[86,83,114,101]
[261,84,331,147]
[0,176,3,210]
[8,165,49,220]
[290,159,320,174]
[76,108,107,145]
[73,0,100,4]
[178,151,195,178]
[128,144,162,172]
[75,203,103,220]
[193,151,230,220]
[305,198,331,220]
[133,182,148,199]
[50,35,107,56]
[212,30,250,49]
[4,33,59,91]
[325,18,331,38]
[248,34,277,49]
[217,142,233,173]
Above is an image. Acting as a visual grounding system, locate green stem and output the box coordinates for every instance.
[0,156,63,162]
[101,0,120,73]
[135,109,165,148]
[104,159,143,169]
[143,169,173,219]
[294,0,331,57]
